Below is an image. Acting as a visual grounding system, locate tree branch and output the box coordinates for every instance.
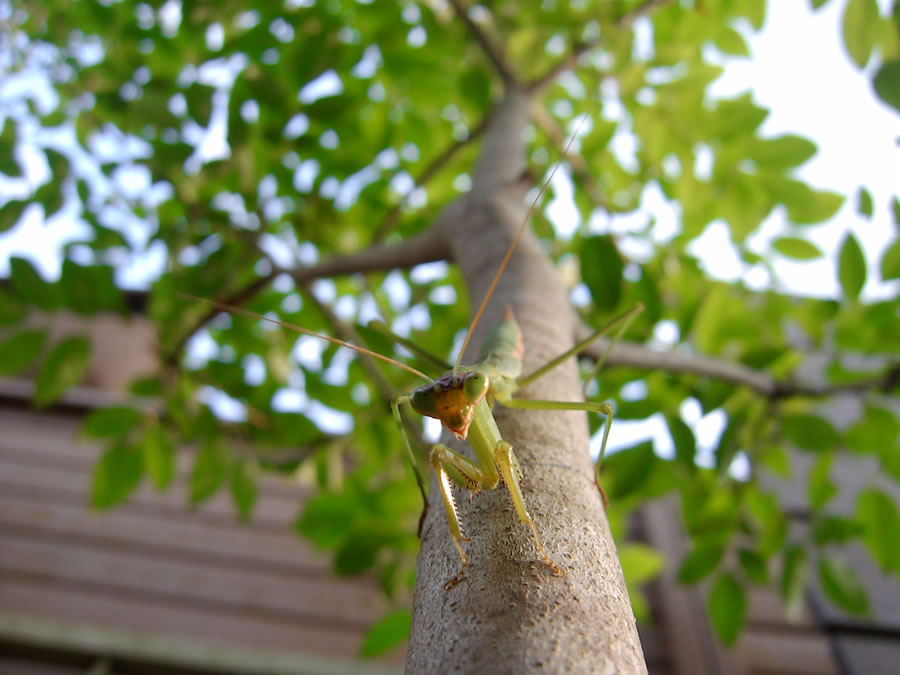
[575,322,900,398]
[169,227,449,364]
[448,0,516,85]
[530,104,614,212]
[527,0,676,93]
[373,116,488,240]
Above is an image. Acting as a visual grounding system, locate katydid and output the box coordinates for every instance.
[186,120,643,589]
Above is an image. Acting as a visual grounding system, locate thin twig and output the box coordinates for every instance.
[373,116,488,240]
[169,227,448,365]
[576,323,900,398]
[448,0,516,85]
[527,0,676,92]
[530,104,614,212]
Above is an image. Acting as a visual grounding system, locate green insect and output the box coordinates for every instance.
[189,128,642,589]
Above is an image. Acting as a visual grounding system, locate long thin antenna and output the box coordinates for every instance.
[180,294,432,382]
[455,114,589,367]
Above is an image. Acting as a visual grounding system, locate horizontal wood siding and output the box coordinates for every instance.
[0,407,401,671]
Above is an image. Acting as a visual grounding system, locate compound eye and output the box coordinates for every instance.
[410,389,436,416]
[463,372,489,401]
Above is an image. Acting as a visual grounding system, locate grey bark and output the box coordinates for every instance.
[405,92,647,673]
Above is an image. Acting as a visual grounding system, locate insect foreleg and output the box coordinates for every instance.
[516,303,644,389]
[493,439,564,578]
[391,395,429,522]
[500,398,615,509]
[429,443,491,588]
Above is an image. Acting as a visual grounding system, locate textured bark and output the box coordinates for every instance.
[405,92,647,673]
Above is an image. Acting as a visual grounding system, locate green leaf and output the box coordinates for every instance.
[580,235,624,312]
[667,414,696,470]
[708,573,746,645]
[880,239,900,281]
[10,256,59,311]
[230,461,258,521]
[91,441,143,509]
[842,0,881,67]
[738,549,768,584]
[360,610,411,658]
[772,236,823,260]
[0,329,47,376]
[856,489,900,574]
[0,200,27,233]
[677,544,724,584]
[619,543,665,584]
[818,556,870,614]
[808,451,837,510]
[810,0,831,8]
[142,424,176,490]
[781,544,808,620]
[190,440,229,505]
[82,406,142,438]
[34,336,91,407]
[601,441,656,499]
[296,492,356,549]
[812,515,863,546]
[747,135,817,170]
[781,413,840,451]
[838,232,867,300]
[0,287,28,325]
[856,187,874,218]
[60,260,125,314]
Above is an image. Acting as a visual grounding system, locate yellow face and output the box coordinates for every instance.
[410,372,489,440]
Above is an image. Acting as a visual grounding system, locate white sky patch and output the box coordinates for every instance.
[298,70,343,103]
[272,387,307,412]
[410,260,449,284]
[687,221,743,282]
[198,386,247,422]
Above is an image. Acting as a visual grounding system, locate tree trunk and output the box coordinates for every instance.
[405,91,647,673]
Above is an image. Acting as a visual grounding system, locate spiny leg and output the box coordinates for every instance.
[428,443,490,589]
[501,398,614,509]
[493,440,564,577]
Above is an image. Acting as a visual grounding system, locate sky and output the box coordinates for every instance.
[0,0,897,467]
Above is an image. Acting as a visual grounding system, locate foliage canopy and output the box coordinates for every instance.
[2,0,899,656]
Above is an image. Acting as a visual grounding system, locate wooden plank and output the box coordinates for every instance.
[0,578,377,661]
[0,494,330,573]
[0,612,403,675]
[734,629,839,674]
[0,459,301,526]
[0,533,386,628]
[0,408,309,500]
[0,655,85,675]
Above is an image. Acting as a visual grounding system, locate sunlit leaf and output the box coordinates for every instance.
[708,573,745,645]
[142,424,176,490]
[0,329,47,376]
[838,232,867,300]
[82,406,142,438]
[772,237,823,260]
[190,440,229,505]
[842,0,881,67]
[856,489,900,575]
[818,556,870,614]
[34,336,91,407]
[360,610,411,658]
[230,460,259,521]
[91,441,143,509]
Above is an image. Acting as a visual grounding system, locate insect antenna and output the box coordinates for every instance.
[179,293,432,382]
[455,114,589,367]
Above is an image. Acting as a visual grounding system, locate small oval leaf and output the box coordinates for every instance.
[34,336,91,407]
[772,236,823,260]
[708,573,746,645]
[838,232,867,300]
